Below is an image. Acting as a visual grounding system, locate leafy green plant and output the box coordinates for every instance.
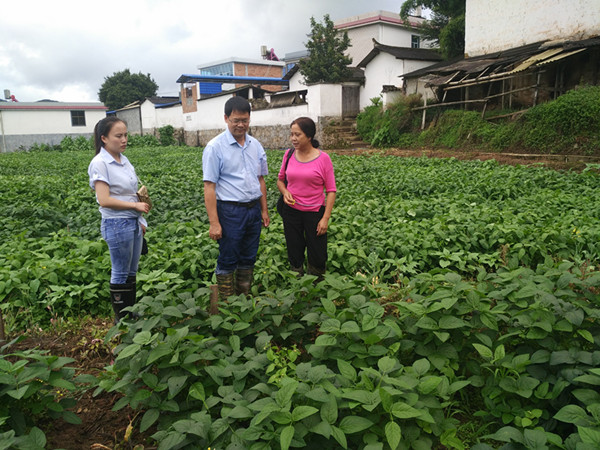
[0,339,84,449]
[128,134,160,147]
[158,125,176,146]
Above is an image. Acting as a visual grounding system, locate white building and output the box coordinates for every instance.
[0,101,107,152]
[334,10,431,65]
[114,97,182,136]
[357,40,442,108]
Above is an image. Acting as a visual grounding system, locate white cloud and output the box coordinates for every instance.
[0,0,401,102]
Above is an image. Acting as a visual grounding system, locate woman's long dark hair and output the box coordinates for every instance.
[93,116,126,155]
[291,117,320,149]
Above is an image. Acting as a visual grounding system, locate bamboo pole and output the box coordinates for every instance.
[209,285,219,315]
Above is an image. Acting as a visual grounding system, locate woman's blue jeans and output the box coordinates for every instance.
[215,201,262,275]
[101,218,143,284]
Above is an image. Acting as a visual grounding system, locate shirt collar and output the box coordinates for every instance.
[225,128,250,148]
[99,147,125,165]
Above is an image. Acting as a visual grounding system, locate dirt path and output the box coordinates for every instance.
[328,147,600,171]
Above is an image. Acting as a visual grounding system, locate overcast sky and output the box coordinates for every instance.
[0,0,404,103]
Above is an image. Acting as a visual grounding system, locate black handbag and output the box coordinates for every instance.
[277,148,295,215]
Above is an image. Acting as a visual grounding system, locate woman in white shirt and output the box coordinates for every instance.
[88,117,150,321]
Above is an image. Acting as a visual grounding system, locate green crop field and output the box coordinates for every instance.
[1,146,599,449]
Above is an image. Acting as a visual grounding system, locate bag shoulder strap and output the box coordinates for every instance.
[283,148,294,184]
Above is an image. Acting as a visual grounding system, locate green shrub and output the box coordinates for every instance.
[158,125,177,146]
[59,135,93,152]
[128,134,160,147]
[356,97,383,143]
[357,95,422,148]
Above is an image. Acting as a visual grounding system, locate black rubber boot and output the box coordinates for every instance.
[110,282,136,322]
[125,275,140,319]
[307,263,325,283]
[290,265,304,277]
[216,273,235,302]
[235,267,254,295]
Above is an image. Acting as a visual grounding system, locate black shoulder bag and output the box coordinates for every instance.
[276,148,295,215]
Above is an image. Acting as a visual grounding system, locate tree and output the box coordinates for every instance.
[98,69,158,111]
[400,0,466,59]
[298,14,352,84]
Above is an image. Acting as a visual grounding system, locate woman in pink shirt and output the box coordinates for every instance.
[277,117,337,279]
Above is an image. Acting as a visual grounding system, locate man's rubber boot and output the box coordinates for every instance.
[216,273,235,302]
[235,267,254,295]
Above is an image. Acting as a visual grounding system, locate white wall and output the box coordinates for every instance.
[251,104,310,126]
[287,70,305,92]
[0,109,104,135]
[360,54,441,109]
[184,95,227,132]
[183,83,341,133]
[306,84,343,118]
[465,0,600,57]
[140,101,157,129]
[155,104,184,128]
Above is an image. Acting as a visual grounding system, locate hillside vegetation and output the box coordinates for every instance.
[357,85,600,155]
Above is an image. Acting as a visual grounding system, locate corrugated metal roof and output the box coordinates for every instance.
[535,48,586,65]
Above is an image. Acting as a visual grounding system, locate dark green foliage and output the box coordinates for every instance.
[298,15,352,84]
[400,0,466,58]
[59,135,93,152]
[356,95,422,147]
[98,69,158,111]
[417,110,497,148]
[510,85,600,153]
[127,134,160,147]
[158,125,176,146]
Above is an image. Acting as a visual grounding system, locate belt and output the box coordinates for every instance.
[220,199,260,208]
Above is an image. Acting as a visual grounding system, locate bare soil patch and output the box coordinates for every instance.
[6,317,155,449]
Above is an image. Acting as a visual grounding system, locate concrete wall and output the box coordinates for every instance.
[465,0,600,57]
[0,107,106,152]
[117,108,142,134]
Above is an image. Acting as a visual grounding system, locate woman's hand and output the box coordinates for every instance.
[283,190,296,206]
[316,217,329,236]
[135,202,150,213]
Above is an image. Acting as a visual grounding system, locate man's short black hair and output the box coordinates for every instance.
[224,96,251,116]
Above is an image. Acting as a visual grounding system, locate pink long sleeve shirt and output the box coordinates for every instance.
[278,149,337,212]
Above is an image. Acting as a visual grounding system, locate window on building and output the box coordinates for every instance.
[186,87,194,106]
[71,110,86,126]
[411,35,421,48]
[200,62,234,76]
